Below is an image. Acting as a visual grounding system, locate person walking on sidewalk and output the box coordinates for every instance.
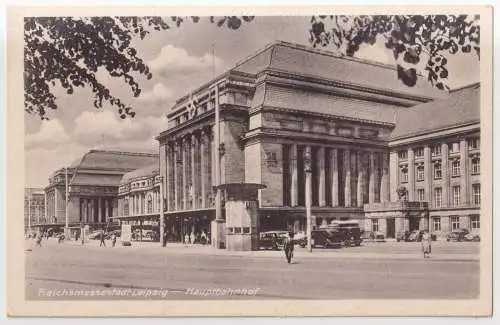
[421,230,432,258]
[111,233,117,247]
[99,230,106,247]
[283,232,295,264]
[35,233,43,247]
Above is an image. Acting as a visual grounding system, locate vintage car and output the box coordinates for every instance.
[446,228,472,242]
[294,231,307,248]
[396,230,411,242]
[463,233,481,242]
[258,231,288,250]
[310,228,344,248]
[330,220,362,246]
[398,230,436,242]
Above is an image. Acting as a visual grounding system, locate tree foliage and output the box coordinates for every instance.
[24,16,254,119]
[308,15,480,90]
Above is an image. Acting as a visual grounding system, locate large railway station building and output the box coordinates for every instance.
[35,41,481,244]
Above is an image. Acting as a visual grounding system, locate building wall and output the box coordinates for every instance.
[220,118,247,184]
[389,130,481,236]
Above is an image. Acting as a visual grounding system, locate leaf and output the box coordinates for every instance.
[403,48,420,64]
[436,82,444,90]
[397,65,417,87]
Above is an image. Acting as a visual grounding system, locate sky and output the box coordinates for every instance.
[24,16,480,188]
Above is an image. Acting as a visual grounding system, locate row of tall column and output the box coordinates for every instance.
[80,197,113,224]
[123,190,160,216]
[288,144,389,208]
[165,127,213,212]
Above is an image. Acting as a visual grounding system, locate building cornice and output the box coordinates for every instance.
[250,104,395,128]
[389,121,480,147]
[243,127,390,149]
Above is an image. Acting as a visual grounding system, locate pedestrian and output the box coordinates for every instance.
[421,230,432,258]
[283,232,295,264]
[189,231,195,245]
[162,230,167,247]
[57,233,64,244]
[111,233,117,247]
[99,230,106,247]
[35,234,42,247]
[184,233,189,245]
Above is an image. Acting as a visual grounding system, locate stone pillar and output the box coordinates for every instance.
[369,152,376,204]
[424,146,432,203]
[350,151,357,206]
[441,143,449,207]
[344,149,351,207]
[460,139,469,205]
[90,198,95,224]
[291,144,299,207]
[407,148,415,201]
[330,148,339,207]
[165,143,170,212]
[379,218,387,237]
[380,152,390,203]
[98,197,103,224]
[318,147,326,207]
[389,151,399,202]
[174,141,180,211]
[104,198,109,223]
[357,151,365,207]
[191,133,198,209]
[200,131,207,208]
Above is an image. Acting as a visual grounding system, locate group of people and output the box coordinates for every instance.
[183,231,209,245]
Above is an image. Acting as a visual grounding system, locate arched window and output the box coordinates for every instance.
[147,195,153,214]
[123,199,129,216]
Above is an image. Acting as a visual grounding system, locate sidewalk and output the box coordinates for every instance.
[54,238,479,262]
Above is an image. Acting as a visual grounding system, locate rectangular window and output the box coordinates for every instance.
[243,227,250,234]
[453,186,461,206]
[468,138,480,150]
[472,184,481,205]
[417,189,425,202]
[434,188,442,208]
[452,160,461,177]
[471,157,480,175]
[434,163,442,180]
[234,227,242,234]
[400,167,408,183]
[471,215,480,230]
[431,145,442,156]
[415,147,424,157]
[416,166,425,181]
[432,217,441,231]
[398,150,408,160]
[372,219,379,232]
[451,216,460,230]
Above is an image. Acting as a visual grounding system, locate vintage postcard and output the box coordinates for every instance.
[6,5,493,317]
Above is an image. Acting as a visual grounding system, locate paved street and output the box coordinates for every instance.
[25,238,480,300]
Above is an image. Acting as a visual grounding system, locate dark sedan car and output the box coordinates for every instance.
[446,229,471,242]
[259,231,288,250]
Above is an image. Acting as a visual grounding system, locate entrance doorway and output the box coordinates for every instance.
[386,218,395,238]
[409,217,420,231]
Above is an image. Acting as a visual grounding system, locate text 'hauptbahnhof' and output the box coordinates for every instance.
[26,41,480,250]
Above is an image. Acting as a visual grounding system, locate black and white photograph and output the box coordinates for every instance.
[6,5,493,317]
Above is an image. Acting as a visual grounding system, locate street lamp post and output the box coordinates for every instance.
[304,147,313,253]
